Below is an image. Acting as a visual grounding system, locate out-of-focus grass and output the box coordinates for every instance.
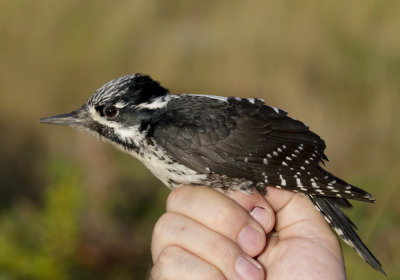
[0,0,399,279]
[0,161,82,280]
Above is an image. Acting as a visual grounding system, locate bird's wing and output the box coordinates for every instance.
[151,95,374,202]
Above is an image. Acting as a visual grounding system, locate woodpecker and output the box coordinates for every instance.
[40,74,385,275]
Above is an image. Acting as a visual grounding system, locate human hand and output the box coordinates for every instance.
[258,187,346,280]
[150,186,346,280]
[150,185,272,280]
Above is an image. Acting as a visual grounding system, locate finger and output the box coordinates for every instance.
[257,187,344,278]
[263,186,297,213]
[225,189,276,233]
[264,187,333,234]
[152,212,264,280]
[151,245,225,280]
[263,186,340,255]
[167,186,271,256]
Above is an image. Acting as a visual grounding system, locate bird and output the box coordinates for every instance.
[40,73,385,275]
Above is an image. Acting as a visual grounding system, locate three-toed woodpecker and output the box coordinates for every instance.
[40,74,385,274]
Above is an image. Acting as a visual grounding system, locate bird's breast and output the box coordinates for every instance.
[130,143,208,188]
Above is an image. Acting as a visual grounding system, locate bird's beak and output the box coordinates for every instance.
[39,107,89,128]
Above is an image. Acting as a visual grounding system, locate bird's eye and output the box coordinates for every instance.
[103,106,118,118]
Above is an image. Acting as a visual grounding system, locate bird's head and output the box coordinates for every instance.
[40,74,170,152]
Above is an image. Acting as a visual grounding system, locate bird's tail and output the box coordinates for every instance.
[308,195,386,275]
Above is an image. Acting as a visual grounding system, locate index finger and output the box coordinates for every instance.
[166,186,275,256]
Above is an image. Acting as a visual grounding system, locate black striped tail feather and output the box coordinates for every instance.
[252,162,375,202]
[308,195,386,275]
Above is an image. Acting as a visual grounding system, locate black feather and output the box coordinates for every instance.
[309,195,385,275]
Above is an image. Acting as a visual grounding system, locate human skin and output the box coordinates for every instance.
[150,186,347,280]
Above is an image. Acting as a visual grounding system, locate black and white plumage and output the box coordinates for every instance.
[40,74,385,275]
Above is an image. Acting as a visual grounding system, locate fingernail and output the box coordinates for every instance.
[251,206,273,232]
[235,255,263,280]
[238,225,264,253]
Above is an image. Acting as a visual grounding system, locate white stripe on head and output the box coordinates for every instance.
[136,94,172,109]
[176,94,229,102]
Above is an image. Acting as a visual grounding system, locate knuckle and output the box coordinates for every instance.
[149,263,162,280]
[151,213,180,264]
[152,213,174,239]
[150,246,182,280]
[159,245,182,261]
[152,245,227,280]
[150,261,168,280]
[166,186,187,210]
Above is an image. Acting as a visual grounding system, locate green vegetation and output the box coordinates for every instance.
[0,0,399,279]
[0,162,82,280]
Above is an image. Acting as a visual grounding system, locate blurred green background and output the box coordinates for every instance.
[1,0,399,279]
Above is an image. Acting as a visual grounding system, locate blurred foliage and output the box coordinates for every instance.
[0,0,399,279]
[0,161,82,280]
